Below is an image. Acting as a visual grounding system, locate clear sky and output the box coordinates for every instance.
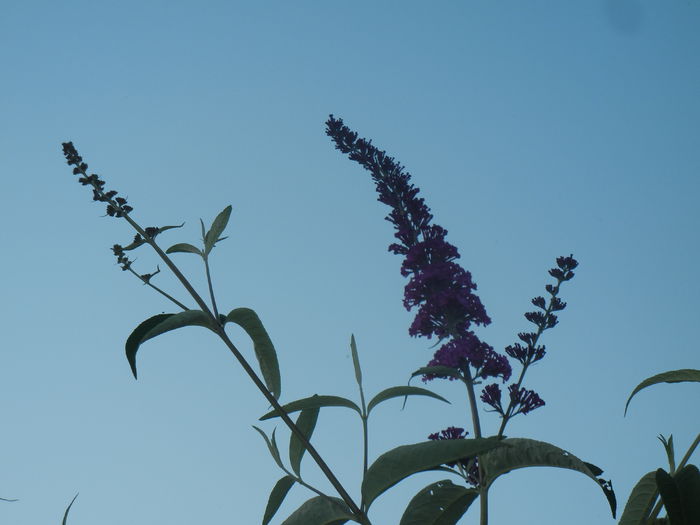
[1,1,698,524]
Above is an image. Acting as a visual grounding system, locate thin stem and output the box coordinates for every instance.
[461,366,487,525]
[203,254,220,319]
[117,211,366,522]
[126,266,190,311]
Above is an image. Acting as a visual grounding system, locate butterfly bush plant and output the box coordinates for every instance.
[60,117,636,525]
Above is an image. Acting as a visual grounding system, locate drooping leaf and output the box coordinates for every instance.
[0,497,18,502]
[125,311,217,378]
[262,476,295,525]
[618,471,657,525]
[367,386,449,415]
[226,308,281,400]
[253,426,284,470]
[289,407,320,476]
[260,395,361,421]
[165,242,202,256]
[280,496,356,525]
[479,438,616,517]
[675,464,700,524]
[362,437,503,509]
[62,493,78,525]
[350,334,363,388]
[156,223,185,234]
[656,468,683,524]
[410,366,462,381]
[204,205,232,255]
[625,369,700,415]
[399,480,478,525]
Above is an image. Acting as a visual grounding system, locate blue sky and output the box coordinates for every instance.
[1,1,698,524]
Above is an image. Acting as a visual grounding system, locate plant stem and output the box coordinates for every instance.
[126,266,190,311]
[117,213,367,523]
[203,254,220,319]
[462,366,488,525]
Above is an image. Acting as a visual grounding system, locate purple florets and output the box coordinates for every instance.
[326,115,501,378]
[425,334,511,382]
[427,427,479,484]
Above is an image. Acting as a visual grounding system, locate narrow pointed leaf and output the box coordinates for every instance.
[350,334,362,388]
[675,464,700,524]
[125,314,173,378]
[362,437,503,509]
[479,438,616,517]
[253,426,285,470]
[289,407,320,476]
[226,308,281,399]
[166,242,202,255]
[399,480,478,525]
[411,366,461,380]
[656,468,683,524]
[62,493,78,525]
[625,369,700,415]
[260,395,360,421]
[157,223,185,234]
[618,471,658,525]
[0,497,18,502]
[367,386,449,415]
[125,311,217,379]
[280,496,356,525]
[262,476,295,525]
[658,434,676,473]
[205,205,232,254]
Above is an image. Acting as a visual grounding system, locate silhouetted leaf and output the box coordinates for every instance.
[226,308,281,400]
[367,386,449,415]
[410,366,461,380]
[125,311,216,379]
[657,468,683,524]
[362,437,502,509]
[260,395,360,421]
[618,471,657,525]
[165,242,202,255]
[625,369,700,415]
[675,464,700,524]
[479,438,616,517]
[204,205,232,254]
[289,407,320,476]
[62,494,78,525]
[253,426,284,470]
[350,334,362,388]
[280,496,356,525]
[262,476,295,525]
[399,480,478,525]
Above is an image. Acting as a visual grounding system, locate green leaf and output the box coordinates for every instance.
[262,476,295,525]
[125,311,217,379]
[361,437,503,509]
[260,395,361,421]
[157,223,185,234]
[280,496,356,525]
[62,493,78,525]
[479,438,616,517]
[410,366,461,380]
[226,308,281,399]
[618,471,658,525]
[204,205,232,255]
[366,386,450,415]
[675,464,700,524]
[659,434,676,473]
[399,480,478,525]
[625,369,700,415]
[656,468,683,524]
[165,242,202,256]
[350,334,362,388]
[289,407,320,476]
[253,426,285,470]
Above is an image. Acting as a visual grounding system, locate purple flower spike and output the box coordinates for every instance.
[326,116,491,344]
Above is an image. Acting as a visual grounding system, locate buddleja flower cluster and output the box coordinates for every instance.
[325,115,511,384]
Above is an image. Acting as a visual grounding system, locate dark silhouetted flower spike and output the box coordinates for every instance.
[62,142,133,217]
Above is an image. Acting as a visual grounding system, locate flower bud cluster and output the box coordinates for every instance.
[61,142,133,217]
